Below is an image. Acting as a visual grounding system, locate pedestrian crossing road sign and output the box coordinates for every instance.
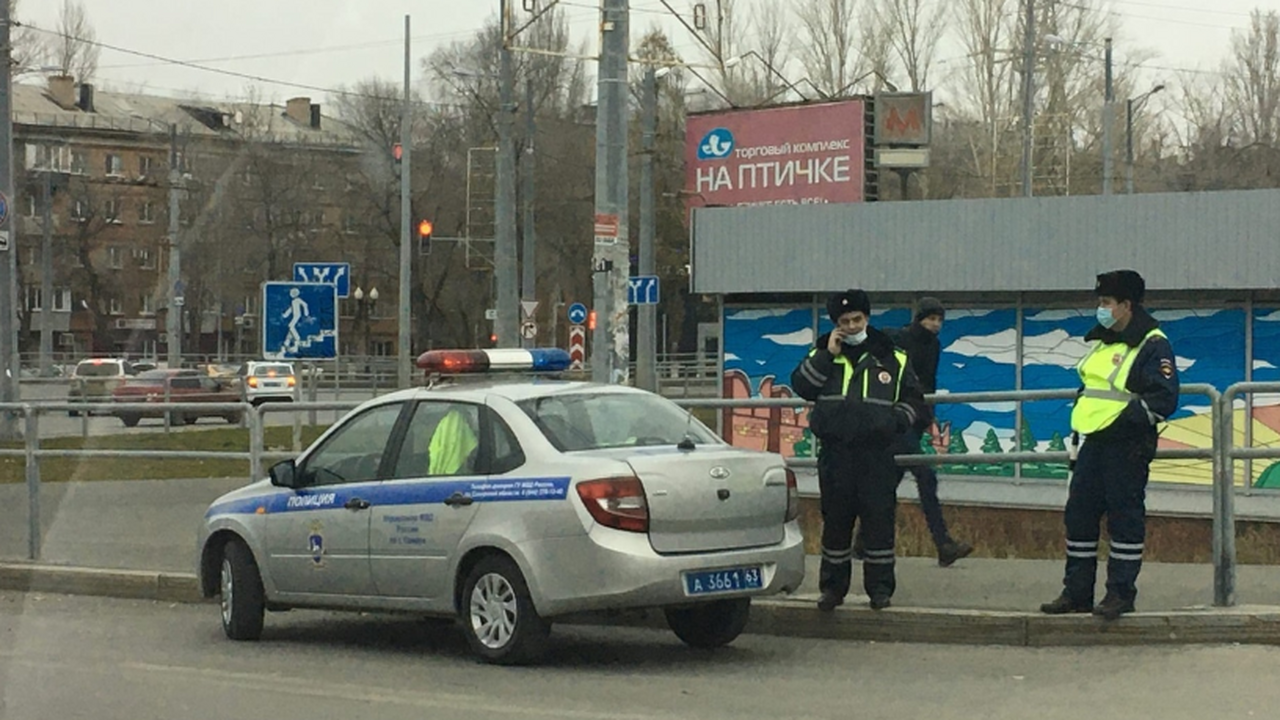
[263,282,338,360]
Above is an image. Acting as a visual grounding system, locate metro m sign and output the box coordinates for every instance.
[874,92,933,146]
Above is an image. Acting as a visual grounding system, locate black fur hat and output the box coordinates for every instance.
[1095,270,1145,304]
[826,289,871,322]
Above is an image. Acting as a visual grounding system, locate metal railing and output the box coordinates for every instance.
[0,381,1269,607]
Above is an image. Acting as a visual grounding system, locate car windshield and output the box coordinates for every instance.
[517,392,721,452]
[252,364,293,377]
[76,362,122,377]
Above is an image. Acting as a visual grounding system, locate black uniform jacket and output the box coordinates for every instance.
[790,327,928,446]
[1082,307,1181,442]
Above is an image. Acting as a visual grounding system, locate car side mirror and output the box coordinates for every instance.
[269,459,299,488]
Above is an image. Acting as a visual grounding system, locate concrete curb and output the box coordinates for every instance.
[4,562,1280,646]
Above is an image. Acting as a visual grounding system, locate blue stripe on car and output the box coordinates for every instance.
[205,476,572,518]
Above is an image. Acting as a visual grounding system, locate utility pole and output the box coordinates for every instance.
[495,0,519,349]
[1101,36,1114,196]
[166,124,183,368]
[1020,0,1036,198]
[520,76,537,349]
[592,0,630,384]
[40,168,53,376]
[0,0,18,440]
[636,66,659,392]
[397,14,413,388]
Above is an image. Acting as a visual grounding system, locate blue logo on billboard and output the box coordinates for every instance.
[697,128,735,160]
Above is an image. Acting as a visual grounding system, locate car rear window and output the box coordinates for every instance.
[75,362,122,377]
[517,392,721,452]
[252,364,293,377]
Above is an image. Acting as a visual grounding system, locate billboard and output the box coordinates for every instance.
[684,99,867,208]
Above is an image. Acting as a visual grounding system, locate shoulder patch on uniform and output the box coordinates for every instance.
[1159,358,1175,378]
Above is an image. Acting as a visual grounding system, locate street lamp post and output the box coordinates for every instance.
[353,286,379,359]
[1126,84,1166,195]
[637,65,668,393]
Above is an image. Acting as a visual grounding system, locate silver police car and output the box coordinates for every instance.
[198,348,806,664]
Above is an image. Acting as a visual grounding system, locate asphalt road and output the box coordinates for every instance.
[0,591,1277,720]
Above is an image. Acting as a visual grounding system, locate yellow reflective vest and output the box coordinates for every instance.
[817,347,910,404]
[1071,328,1167,435]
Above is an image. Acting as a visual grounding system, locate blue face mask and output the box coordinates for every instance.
[1096,306,1117,329]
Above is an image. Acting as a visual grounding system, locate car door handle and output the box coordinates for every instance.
[444,492,474,507]
[343,497,371,511]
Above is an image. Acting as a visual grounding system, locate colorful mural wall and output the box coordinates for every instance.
[723,304,1280,486]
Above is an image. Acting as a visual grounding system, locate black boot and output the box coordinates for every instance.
[868,595,892,611]
[937,540,974,568]
[1092,594,1135,621]
[817,591,844,612]
[1039,594,1093,614]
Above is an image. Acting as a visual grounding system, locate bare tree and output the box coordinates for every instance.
[877,0,946,91]
[46,0,100,81]
[793,0,864,96]
[8,0,43,75]
[1223,9,1280,146]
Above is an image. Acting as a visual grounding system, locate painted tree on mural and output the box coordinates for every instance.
[981,429,1004,453]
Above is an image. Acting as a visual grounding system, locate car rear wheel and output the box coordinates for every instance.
[460,556,549,665]
[225,412,243,424]
[220,539,265,641]
[183,415,198,426]
[664,597,751,649]
[119,413,140,428]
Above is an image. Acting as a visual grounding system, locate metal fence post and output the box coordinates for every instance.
[249,404,264,481]
[23,406,40,561]
[1215,386,1237,607]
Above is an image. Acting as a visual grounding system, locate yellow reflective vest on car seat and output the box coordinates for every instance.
[428,409,478,475]
[1071,328,1166,435]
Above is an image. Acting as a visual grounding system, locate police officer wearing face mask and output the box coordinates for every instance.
[1040,270,1180,621]
[791,289,927,611]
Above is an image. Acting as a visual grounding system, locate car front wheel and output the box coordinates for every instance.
[119,413,140,428]
[220,539,265,641]
[460,556,549,665]
[664,597,751,649]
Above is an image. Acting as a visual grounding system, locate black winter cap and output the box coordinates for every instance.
[915,296,945,322]
[1095,270,1145,304]
[827,289,871,322]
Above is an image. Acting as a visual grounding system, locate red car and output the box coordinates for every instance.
[111,369,243,427]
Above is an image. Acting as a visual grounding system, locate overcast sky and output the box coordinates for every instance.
[17,0,1280,107]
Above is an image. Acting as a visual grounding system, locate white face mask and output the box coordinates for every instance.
[842,329,868,346]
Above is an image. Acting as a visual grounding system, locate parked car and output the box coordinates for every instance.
[112,369,243,427]
[198,348,805,665]
[236,361,297,405]
[67,358,137,416]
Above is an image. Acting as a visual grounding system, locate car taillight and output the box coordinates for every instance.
[575,477,649,533]
[785,468,800,522]
[247,377,259,388]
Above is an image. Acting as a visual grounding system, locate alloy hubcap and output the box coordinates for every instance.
[469,573,518,649]
[220,557,234,626]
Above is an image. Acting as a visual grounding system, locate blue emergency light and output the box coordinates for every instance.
[416,348,572,375]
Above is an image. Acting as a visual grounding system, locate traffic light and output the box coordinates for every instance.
[392,143,403,178]
[417,219,433,255]
[587,309,597,331]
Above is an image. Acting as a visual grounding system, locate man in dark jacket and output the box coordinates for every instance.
[1040,270,1179,620]
[886,297,973,567]
[791,289,928,611]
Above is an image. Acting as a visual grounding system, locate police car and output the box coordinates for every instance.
[198,348,806,664]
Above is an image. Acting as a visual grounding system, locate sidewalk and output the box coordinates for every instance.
[3,478,1280,646]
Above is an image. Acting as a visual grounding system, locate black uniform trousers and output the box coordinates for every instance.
[1062,430,1157,604]
[892,431,951,550]
[818,440,898,600]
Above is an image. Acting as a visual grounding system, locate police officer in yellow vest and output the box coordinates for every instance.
[1041,270,1180,621]
[791,289,927,611]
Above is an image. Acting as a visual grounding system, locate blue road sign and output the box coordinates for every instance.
[262,282,338,360]
[293,262,351,299]
[0,191,9,225]
[627,275,660,305]
[567,302,588,325]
